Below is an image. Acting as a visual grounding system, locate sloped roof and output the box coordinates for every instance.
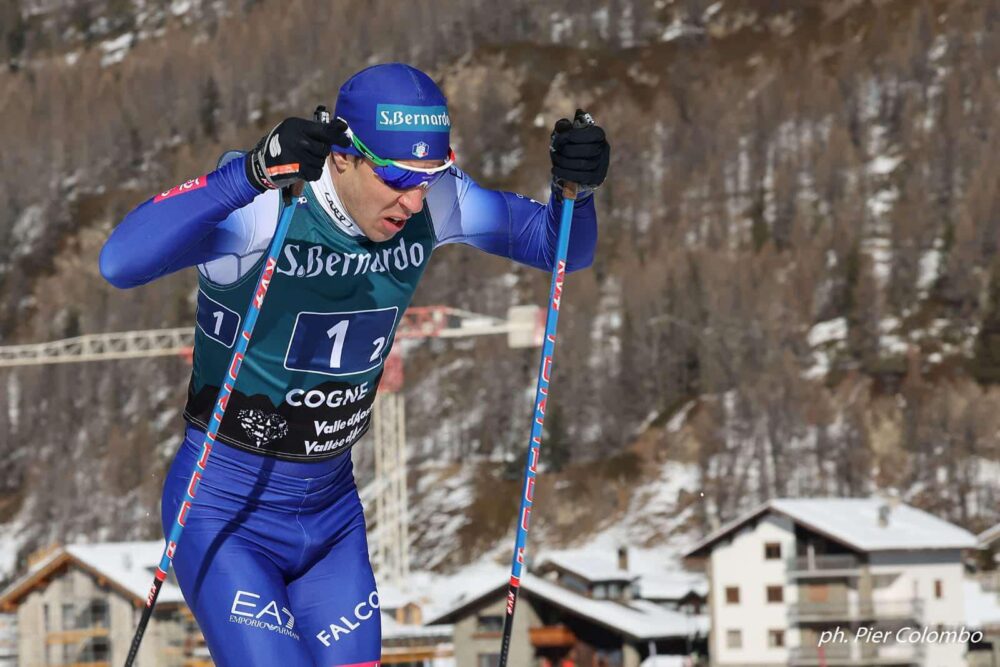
[640,657,689,667]
[535,549,707,602]
[0,541,184,610]
[636,571,708,601]
[525,576,708,640]
[376,582,420,610]
[381,614,452,640]
[685,498,977,558]
[427,573,707,641]
[978,523,1000,548]
[537,550,636,583]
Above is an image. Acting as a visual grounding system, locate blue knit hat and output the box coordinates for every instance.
[334,63,451,161]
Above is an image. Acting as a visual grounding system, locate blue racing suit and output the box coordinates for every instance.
[100,152,597,666]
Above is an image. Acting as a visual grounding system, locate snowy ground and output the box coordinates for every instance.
[395,457,706,621]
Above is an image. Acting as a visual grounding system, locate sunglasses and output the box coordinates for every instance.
[340,120,455,190]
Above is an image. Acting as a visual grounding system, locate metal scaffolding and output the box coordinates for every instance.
[0,328,194,367]
[0,306,542,367]
[372,391,409,586]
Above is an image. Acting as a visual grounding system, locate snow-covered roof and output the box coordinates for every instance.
[377,582,420,609]
[428,573,707,641]
[636,571,708,601]
[964,579,1000,630]
[685,498,977,557]
[65,542,185,603]
[534,548,707,602]
[525,575,709,640]
[979,523,1000,548]
[640,657,690,667]
[381,613,452,641]
[537,549,636,583]
[0,541,184,609]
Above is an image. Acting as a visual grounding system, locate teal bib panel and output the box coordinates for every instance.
[184,186,435,460]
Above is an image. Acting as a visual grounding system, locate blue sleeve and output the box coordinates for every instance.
[99,156,262,288]
[425,167,597,273]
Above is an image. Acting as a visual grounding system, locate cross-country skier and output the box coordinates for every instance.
[99,63,609,667]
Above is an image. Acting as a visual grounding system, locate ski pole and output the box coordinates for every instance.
[123,107,329,667]
[123,192,298,666]
[497,178,579,666]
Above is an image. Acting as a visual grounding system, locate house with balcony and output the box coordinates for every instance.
[979,523,1000,551]
[427,549,708,667]
[634,573,708,616]
[964,576,1000,667]
[380,615,454,665]
[683,498,977,667]
[0,541,456,667]
[377,583,455,664]
[965,523,1000,667]
[536,548,707,616]
[977,523,1000,589]
[0,541,207,667]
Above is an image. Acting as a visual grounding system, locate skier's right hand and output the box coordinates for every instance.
[245,117,349,192]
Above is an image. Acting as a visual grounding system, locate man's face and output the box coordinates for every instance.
[329,153,443,243]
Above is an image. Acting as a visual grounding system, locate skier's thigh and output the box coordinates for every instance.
[173,530,315,667]
[289,513,381,666]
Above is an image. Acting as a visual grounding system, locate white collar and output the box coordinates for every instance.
[311,160,364,237]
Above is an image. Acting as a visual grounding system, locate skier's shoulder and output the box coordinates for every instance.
[425,165,472,220]
[197,151,281,285]
[216,149,282,233]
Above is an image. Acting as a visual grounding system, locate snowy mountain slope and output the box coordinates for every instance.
[0,0,997,585]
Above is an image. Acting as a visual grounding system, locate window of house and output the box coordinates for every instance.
[683,598,702,615]
[935,579,943,599]
[80,636,111,661]
[61,603,76,631]
[764,542,782,560]
[83,599,110,628]
[769,629,785,647]
[402,605,419,624]
[475,615,503,633]
[560,573,589,595]
[726,629,742,649]
[593,583,608,599]
[94,637,111,661]
[766,585,784,603]
[725,586,740,604]
[43,604,50,632]
[477,653,501,667]
[596,648,623,664]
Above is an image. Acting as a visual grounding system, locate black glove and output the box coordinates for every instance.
[245,116,349,191]
[550,109,610,189]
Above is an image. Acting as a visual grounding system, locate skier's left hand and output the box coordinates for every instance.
[550,109,610,189]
